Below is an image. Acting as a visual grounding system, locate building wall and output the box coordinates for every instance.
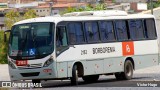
[46,0,113,3]
[34,8,51,17]
[115,0,147,2]
[7,0,36,4]
[7,0,18,4]
[20,0,37,3]
[0,0,7,3]
[130,2,146,12]
[46,0,77,3]
[130,2,137,11]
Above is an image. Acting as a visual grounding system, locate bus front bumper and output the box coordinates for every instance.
[9,65,57,81]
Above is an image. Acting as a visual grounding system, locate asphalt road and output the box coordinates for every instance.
[40,74,160,87]
[36,65,160,90]
[0,65,160,90]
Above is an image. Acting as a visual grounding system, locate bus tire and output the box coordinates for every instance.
[32,79,41,83]
[115,60,133,80]
[71,65,79,85]
[82,75,99,83]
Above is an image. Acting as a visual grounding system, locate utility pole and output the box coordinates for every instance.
[150,0,153,15]
[49,0,53,16]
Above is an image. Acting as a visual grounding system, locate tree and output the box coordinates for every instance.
[2,9,37,64]
[0,31,8,64]
[4,9,37,29]
[4,10,21,29]
[112,0,116,3]
[94,3,106,10]
[62,3,107,15]
[148,0,160,9]
[23,9,37,19]
[84,4,94,11]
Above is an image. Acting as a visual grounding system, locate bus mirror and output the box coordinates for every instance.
[56,51,60,55]
[4,30,11,42]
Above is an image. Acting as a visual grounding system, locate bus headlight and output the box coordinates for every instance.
[43,58,53,67]
[8,61,16,69]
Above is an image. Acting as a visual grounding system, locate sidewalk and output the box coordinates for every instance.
[134,65,160,74]
[0,64,10,81]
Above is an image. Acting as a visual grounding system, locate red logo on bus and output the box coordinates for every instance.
[122,42,134,56]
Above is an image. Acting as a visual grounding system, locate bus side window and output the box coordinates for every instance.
[56,26,68,53]
[84,22,100,43]
[128,19,145,40]
[99,21,116,42]
[68,22,85,44]
[115,20,128,41]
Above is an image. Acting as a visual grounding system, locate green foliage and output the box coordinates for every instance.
[64,7,78,13]
[112,0,116,3]
[4,9,37,29]
[0,31,8,64]
[85,4,94,11]
[2,9,37,64]
[4,10,21,29]
[62,3,107,15]
[23,9,37,19]
[94,3,106,10]
[148,1,160,9]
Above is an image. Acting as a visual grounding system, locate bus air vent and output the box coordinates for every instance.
[20,72,40,77]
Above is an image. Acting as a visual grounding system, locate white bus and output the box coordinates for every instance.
[4,10,159,85]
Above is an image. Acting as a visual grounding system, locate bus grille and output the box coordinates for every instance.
[18,63,42,69]
[20,72,40,77]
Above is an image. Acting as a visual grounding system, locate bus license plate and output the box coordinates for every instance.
[16,60,28,66]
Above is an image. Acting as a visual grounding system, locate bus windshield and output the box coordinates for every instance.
[9,22,54,60]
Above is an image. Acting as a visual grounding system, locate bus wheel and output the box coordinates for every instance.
[115,60,133,80]
[71,65,79,85]
[82,75,99,83]
[32,79,41,83]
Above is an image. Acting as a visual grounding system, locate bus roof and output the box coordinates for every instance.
[14,11,155,25]
[63,10,128,16]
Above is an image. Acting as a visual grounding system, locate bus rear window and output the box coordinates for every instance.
[144,19,157,39]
